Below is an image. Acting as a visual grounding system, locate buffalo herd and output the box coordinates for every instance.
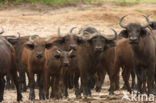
[0,15,156,102]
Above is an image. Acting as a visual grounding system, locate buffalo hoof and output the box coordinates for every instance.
[0,96,3,102]
[109,91,114,95]
[39,92,45,100]
[29,90,35,100]
[95,87,101,92]
[22,87,27,92]
[17,93,22,101]
[115,86,120,90]
[121,84,127,90]
[39,95,45,100]
[132,84,137,90]
[76,95,81,99]
[147,90,155,96]
[75,90,81,97]
[5,84,11,90]
[128,89,132,94]
[39,89,45,100]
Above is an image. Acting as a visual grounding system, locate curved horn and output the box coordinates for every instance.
[70,27,77,34]
[6,32,21,40]
[69,49,73,55]
[58,27,63,37]
[119,15,128,28]
[29,36,34,43]
[0,28,4,34]
[88,32,97,40]
[142,15,150,28]
[56,49,61,54]
[32,35,39,39]
[78,28,83,35]
[146,14,152,18]
[45,36,51,42]
[104,29,117,41]
[17,32,21,39]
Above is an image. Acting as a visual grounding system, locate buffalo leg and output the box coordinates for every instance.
[10,70,22,101]
[35,74,40,89]
[95,71,106,92]
[19,71,27,92]
[0,77,5,102]
[81,73,91,97]
[123,69,131,93]
[6,75,12,89]
[50,77,55,98]
[39,74,45,100]
[29,73,35,100]
[26,71,30,88]
[121,67,127,90]
[63,83,68,98]
[131,70,136,89]
[63,73,68,97]
[147,64,155,95]
[142,71,146,93]
[136,66,143,94]
[74,74,81,97]
[115,68,120,90]
[108,73,115,95]
[44,73,50,99]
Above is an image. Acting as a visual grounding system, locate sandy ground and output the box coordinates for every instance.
[1,2,156,103]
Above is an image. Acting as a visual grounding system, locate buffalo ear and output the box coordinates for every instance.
[141,28,147,37]
[105,40,116,49]
[7,39,18,45]
[54,37,65,45]
[25,43,34,50]
[45,43,53,49]
[119,30,128,38]
[149,22,156,29]
[149,22,154,28]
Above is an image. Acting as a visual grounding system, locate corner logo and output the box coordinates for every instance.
[122,91,131,101]
[122,91,155,102]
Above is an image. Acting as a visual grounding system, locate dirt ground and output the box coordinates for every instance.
[1,2,156,103]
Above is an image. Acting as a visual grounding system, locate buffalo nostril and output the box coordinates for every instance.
[130,37,137,41]
[95,47,103,51]
[70,45,77,50]
[63,62,69,67]
[36,52,43,58]
[36,54,43,58]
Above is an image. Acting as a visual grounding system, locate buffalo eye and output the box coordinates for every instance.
[54,54,61,59]
[45,43,53,49]
[7,39,18,45]
[104,40,116,50]
[25,44,34,50]
[77,38,84,45]
[119,30,128,38]
[70,54,76,58]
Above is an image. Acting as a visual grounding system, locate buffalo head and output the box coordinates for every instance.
[57,27,83,50]
[54,48,75,67]
[79,28,117,53]
[4,32,21,45]
[25,36,53,59]
[119,15,150,44]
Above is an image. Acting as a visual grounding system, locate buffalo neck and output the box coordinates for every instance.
[87,44,102,62]
[130,34,154,63]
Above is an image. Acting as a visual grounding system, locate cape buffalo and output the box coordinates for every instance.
[0,34,22,102]
[44,45,76,99]
[22,36,52,100]
[119,15,156,95]
[77,28,117,96]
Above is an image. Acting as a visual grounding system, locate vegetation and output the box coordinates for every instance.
[1,0,156,6]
